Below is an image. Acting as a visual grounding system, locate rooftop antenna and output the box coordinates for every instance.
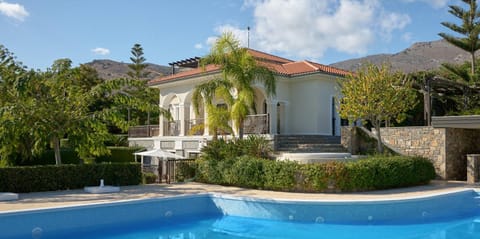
[247,26,250,48]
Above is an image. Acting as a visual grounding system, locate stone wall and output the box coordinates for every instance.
[341,126,395,155]
[342,126,480,180]
[445,128,480,180]
[380,127,480,180]
[380,127,446,178]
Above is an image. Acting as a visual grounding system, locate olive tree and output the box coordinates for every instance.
[338,63,417,153]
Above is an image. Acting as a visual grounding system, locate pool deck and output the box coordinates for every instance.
[0,181,478,212]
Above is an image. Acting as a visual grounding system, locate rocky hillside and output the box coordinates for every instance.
[87,39,470,78]
[85,59,171,80]
[330,39,472,73]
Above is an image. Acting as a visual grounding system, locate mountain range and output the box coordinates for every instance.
[84,59,171,80]
[330,39,471,73]
[84,39,471,80]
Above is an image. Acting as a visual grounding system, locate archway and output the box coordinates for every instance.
[161,94,180,136]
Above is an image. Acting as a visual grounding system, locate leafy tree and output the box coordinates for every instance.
[338,63,417,153]
[0,45,37,165]
[194,32,276,139]
[439,0,480,77]
[0,46,164,165]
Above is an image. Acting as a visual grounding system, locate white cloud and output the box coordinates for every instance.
[194,43,203,49]
[206,24,250,48]
[0,1,29,21]
[403,0,449,9]
[204,0,411,60]
[91,47,110,56]
[379,12,411,41]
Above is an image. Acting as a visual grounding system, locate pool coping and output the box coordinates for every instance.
[0,181,478,214]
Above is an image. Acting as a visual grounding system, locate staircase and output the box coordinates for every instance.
[275,135,347,153]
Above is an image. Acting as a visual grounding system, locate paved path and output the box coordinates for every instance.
[0,181,477,212]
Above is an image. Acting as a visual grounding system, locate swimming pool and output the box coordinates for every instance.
[1,189,480,239]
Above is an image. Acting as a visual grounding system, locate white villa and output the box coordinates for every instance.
[128,49,350,157]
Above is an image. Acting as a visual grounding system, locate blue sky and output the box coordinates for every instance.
[1,0,458,70]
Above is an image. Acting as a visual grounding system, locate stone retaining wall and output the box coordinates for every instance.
[381,127,480,180]
[342,126,480,180]
[444,128,480,180]
[380,127,446,178]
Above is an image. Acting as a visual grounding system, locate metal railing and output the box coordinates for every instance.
[142,159,196,184]
[128,125,160,138]
[163,120,181,136]
[130,114,269,137]
[243,113,269,134]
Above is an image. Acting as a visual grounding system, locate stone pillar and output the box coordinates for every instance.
[467,154,480,184]
[341,126,359,155]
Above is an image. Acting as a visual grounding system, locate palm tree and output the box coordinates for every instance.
[192,79,233,140]
[439,0,480,77]
[196,32,276,139]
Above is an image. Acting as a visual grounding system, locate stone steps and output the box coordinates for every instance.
[275,135,346,153]
[275,135,340,144]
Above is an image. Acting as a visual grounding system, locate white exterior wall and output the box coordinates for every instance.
[278,74,340,135]
[154,72,342,136]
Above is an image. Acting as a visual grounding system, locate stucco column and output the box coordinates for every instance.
[203,105,209,136]
[467,154,480,184]
[159,94,164,136]
[159,115,165,136]
[179,103,190,136]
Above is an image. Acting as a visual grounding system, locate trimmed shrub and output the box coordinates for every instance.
[0,163,142,193]
[19,149,82,165]
[297,163,332,192]
[338,156,436,191]
[263,160,297,191]
[175,160,196,182]
[96,146,143,163]
[195,155,436,192]
[227,156,265,188]
[142,172,157,184]
[16,147,142,166]
[195,157,235,185]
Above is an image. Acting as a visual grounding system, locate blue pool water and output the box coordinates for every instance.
[1,189,480,239]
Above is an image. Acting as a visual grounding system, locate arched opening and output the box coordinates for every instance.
[163,95,180,136]
[184,91,205,136]
[243,87,269,134]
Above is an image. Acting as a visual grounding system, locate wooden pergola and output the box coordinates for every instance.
[420,76,479,126]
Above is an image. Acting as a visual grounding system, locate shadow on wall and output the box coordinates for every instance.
[340,126,397,156]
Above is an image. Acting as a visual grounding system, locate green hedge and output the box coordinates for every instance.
[96,146,143,163]
[338,156,436,191]
[18,149,82,166]
[0,163,142,193]
[16,147,142,166]
[195,156,436,192]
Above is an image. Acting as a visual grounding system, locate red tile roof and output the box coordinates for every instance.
[150,64,220,83]
[148,49,350,86]
[247,48,293,64]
